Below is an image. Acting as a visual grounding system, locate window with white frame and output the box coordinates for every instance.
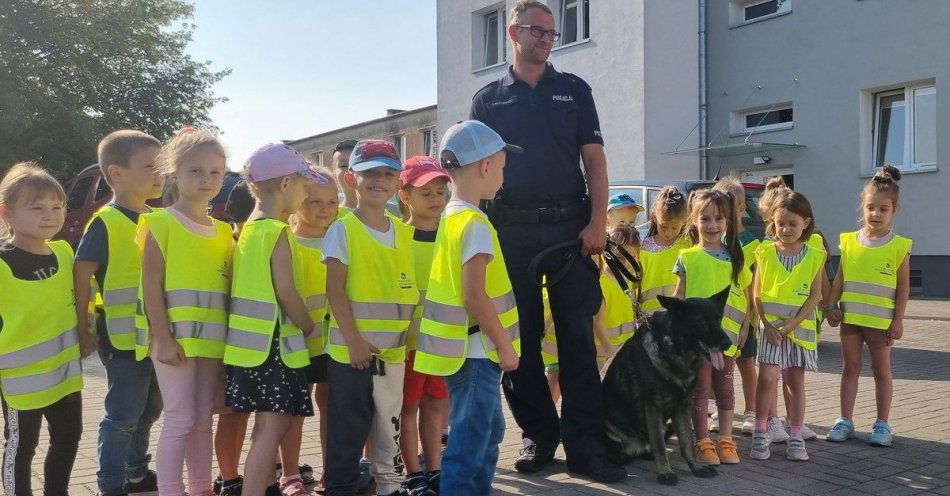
[733,105,793,134]
[560,0,590,46]
[742,0,791,23]
[310,152,324,167]
[393,135,406,160]
[482,8,506,68]
[873,84,936,171]
[422,129,437,158]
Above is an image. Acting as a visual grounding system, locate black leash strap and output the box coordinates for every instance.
[528,239,583,288]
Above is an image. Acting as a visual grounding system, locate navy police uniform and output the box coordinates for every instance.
[470,63,606,464]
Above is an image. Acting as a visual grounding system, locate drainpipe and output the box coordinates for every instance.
[698,0,708,179]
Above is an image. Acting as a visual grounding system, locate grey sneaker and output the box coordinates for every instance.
[801,424,818,441]
[749,432,771,460]
[768,417,789,443]
[825,417,855,442]
[786,436,809,461]
[741,412,756,435]
[869,420,893,447]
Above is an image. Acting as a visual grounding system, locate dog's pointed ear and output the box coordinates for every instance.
[711,286,730,312]
[657,294,683,312]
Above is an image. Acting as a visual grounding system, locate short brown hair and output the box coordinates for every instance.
[509,0,553,25]
[0,162,66,243]
[97,130,161,185]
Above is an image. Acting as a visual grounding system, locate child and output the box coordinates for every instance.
[136,129,233,496]
[594,223,642,359]
[414,120,521,494]
[278,166,338,495]
[711,177,759,437]
[331,139,359,211]
[825,165,910,447]
[639,186,689,314]
[322,140,419,496]
[0,163,87,496]
[750,190,825,461]
[397,156,451,496]
[223,143,323,495]
[606,193,644,228]
[674,189,751,465]
[74,130,164,496]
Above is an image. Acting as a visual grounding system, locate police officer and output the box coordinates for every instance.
[469,0,623,483]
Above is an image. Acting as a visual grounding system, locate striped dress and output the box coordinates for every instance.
[757,244,819,371]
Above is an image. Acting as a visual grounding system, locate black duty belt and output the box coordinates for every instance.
[492,199,589,224]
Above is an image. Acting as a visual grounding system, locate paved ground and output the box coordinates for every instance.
[13,301,950,495]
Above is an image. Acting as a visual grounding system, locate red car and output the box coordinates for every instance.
[57,164,241,247]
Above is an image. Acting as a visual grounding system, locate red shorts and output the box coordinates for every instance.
[403,350,448,405]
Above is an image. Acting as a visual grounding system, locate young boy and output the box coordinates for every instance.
[413,120,521,494]
[397,156,451,496]
[323,140,419,496]
[331,139,359,211]
[606,193,644,229]
[74,130,165,496]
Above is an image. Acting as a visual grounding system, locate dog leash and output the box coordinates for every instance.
[529,239,641,289]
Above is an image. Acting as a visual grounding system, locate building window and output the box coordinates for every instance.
[393,135,406,160]
[733,104,793,134]
[743,0,790,22]
[310,152,324,168]
[422,129,437,158]
[482,8,506,68]
[560,0,589,46]
[873,84,936,171]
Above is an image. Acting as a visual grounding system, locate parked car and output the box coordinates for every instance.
[57,164,242,247]
[608,180,765,239]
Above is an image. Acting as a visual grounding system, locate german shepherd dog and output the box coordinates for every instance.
[603,288,734,485]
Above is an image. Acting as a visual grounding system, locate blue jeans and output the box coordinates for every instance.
[440,359,505,496]
[97,351,163,496]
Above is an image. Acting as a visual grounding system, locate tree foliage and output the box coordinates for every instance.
[0,0,230,178]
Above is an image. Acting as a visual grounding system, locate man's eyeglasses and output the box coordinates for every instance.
[515,24,561,42]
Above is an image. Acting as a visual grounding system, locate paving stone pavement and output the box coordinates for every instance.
[10,303,950,495]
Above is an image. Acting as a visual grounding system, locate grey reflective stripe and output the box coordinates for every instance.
[640,286,672,301]
[762,302,801,319]
[0,330,79,369]
[103,287,138,307]
[1,359,81,396]
[350,302,416,321]
[172,321,228,342]
[280,333,308,356]
[483,322,520,353]
[422,300,468,327]
[417,333,465,358]
[231,298,277,321]
[306,294,327,312]
[840,301,894,319]
[226,328,272,352]
[327,327,406,349]
[165,290,229,311]
[723,305,746,323]
[541,337,558,356]
[492,292,517,315]
[794,328,817,344]
[607,322,636,339]
[843,281,897,300]
[106,317,136,335]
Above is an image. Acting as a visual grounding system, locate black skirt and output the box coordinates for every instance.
[225,332,314,416]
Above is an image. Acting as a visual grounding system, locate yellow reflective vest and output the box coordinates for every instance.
[327,213,419,365]
[679,245,752,357]
[639,236,690,314]
[839,231,912,330]
[600,269,637,346]
[295,236,328,357]
[86,205,141,350]
[0,241,83,410]
[224,219,310,368]
[407,229,437,351]
[134,210,233,360]
[414,207,520,376]
[756,241,826,350]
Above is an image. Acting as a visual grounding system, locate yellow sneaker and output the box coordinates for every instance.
[696,437,720,465]
[719,436,740,464]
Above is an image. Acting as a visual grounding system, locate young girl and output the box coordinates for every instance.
[279,167,338,495]
[639,186,689,314]
[136,129,233,496]
[750,190,825,461]
[594,224,642,359]
[0,163,90,496]
[825,165,910,447]
[674,189,751,465]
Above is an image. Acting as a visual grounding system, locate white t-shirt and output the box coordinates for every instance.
[445,200,496,359]
[321,216,395,265]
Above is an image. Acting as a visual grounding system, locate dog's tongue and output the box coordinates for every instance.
[710,352,724,370]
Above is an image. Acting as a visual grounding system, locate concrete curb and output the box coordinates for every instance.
[905,314,950,322]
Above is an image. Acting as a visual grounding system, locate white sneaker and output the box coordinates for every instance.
[801,424,818,441]
[741,411,756,435]
[709,411,719,433]
[768,417,789,444]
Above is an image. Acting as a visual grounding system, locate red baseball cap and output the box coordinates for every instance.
[400,156,451,188]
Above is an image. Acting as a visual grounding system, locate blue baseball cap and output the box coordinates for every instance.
[439,120,523,168]
[607,193,644,212]
[349,140,403,172]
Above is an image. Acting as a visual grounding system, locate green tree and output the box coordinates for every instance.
[0,0,230,179]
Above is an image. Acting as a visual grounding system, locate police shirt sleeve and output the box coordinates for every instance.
[74,217,108,264]
[577,84,604,146]
[469,91,488,122]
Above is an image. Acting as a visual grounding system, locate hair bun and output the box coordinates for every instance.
[875,164,902,183]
